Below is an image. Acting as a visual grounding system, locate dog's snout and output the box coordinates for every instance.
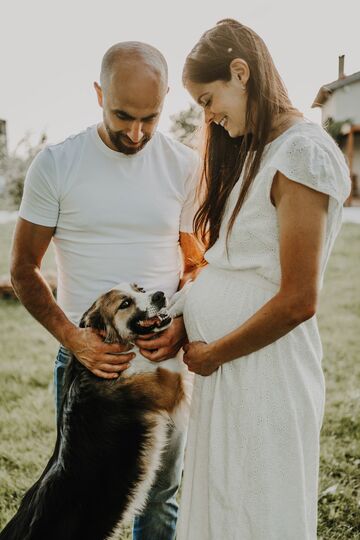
[151,291,166,308]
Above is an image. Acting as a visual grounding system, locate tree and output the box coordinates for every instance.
[324,117,352,145]
[3,132,47,208]
[169,104,202,147]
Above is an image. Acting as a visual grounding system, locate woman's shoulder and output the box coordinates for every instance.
[268,120,342,162]
[264,119,351,204]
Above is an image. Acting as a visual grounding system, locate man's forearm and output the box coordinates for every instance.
[11,264,78,348]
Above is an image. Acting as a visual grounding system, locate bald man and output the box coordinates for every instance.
[10,42,201,540]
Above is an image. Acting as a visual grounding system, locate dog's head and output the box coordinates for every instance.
[79,283,172,343]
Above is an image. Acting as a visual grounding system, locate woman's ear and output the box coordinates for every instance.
[229,58,250,87]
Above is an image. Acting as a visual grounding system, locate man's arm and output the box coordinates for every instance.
[10,218,134,378]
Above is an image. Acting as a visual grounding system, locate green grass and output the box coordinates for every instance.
[316,224,360,539]
[0,222,15,275]
[0,222,359,538]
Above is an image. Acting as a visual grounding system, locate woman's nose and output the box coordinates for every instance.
[204,109,215,125]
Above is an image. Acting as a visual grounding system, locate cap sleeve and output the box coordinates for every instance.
[269,133,351,205]
[19,147,59,227]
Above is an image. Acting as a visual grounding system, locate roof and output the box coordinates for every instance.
[312,70,360,108]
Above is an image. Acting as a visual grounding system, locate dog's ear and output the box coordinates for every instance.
[79,300,106,331]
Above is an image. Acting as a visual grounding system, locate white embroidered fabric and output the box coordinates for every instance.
[177,121,351,540]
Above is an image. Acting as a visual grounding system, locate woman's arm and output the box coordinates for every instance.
[183,172,329,376]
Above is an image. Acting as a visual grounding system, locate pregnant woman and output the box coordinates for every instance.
[177,19,351,540]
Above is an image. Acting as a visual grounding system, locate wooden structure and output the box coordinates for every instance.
[312,56,360,205]
[345,124,360,205]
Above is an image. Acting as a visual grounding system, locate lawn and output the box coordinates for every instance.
[0,221,359,538]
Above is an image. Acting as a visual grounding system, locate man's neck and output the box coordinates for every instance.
[97,123,118,151]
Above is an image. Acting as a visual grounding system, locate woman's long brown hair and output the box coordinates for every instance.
[183,19,302,249]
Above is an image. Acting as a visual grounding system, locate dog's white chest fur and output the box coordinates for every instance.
[124,349,185,377]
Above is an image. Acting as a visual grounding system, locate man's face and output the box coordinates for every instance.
[96,67,167,155]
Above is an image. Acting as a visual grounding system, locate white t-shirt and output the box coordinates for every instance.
[19,125,199,324]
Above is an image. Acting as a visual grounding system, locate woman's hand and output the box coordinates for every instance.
[183,341,221,376]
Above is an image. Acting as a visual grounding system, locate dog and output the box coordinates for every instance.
[0,282,191,540]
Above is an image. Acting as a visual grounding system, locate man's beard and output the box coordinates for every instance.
[105,123,151,155]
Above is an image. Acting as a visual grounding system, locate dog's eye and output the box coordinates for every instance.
[119,299,132,310]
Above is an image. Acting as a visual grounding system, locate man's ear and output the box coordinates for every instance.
[79,300,106,331]
[94,81,103,107]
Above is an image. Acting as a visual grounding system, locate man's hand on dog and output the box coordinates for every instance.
[67,327,135,379]
[135,316,188,362]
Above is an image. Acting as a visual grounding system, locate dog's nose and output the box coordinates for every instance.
[151,291,166,308]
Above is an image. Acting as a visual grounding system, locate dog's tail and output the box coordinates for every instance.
[0,470,73,540]
[0,430,64,540]
[0,478,44,540]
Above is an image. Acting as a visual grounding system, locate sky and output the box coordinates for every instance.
[1,0,360,152]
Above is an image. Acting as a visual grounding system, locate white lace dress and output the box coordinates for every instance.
[177,121,351,540]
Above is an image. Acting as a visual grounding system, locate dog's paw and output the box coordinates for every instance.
[168,281,193,318]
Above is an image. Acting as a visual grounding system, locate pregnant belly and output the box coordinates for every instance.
[183,265,278,343]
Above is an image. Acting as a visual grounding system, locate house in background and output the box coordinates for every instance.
[312,56,360,204]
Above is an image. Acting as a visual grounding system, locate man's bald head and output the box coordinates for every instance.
[100,41,168,93]
[95,42,169,155]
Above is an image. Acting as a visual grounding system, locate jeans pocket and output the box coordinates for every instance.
[56,346,72,366]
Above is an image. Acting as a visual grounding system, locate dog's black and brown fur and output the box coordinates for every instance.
[0,284,186,540]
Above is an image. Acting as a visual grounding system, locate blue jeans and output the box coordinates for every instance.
[54,346,186,540]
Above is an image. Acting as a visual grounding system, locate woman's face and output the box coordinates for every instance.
[185,63,249,137]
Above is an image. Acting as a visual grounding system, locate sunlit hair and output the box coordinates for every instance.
[182,18,302,249]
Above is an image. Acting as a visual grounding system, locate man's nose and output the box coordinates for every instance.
[127,121,144,143]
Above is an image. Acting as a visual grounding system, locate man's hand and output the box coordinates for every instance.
[66,327,135,379]
[135,317,188,362]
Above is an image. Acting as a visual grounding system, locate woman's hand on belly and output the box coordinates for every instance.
[183,341,221,376]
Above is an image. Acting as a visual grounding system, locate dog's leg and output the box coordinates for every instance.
[167,281,193,319]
